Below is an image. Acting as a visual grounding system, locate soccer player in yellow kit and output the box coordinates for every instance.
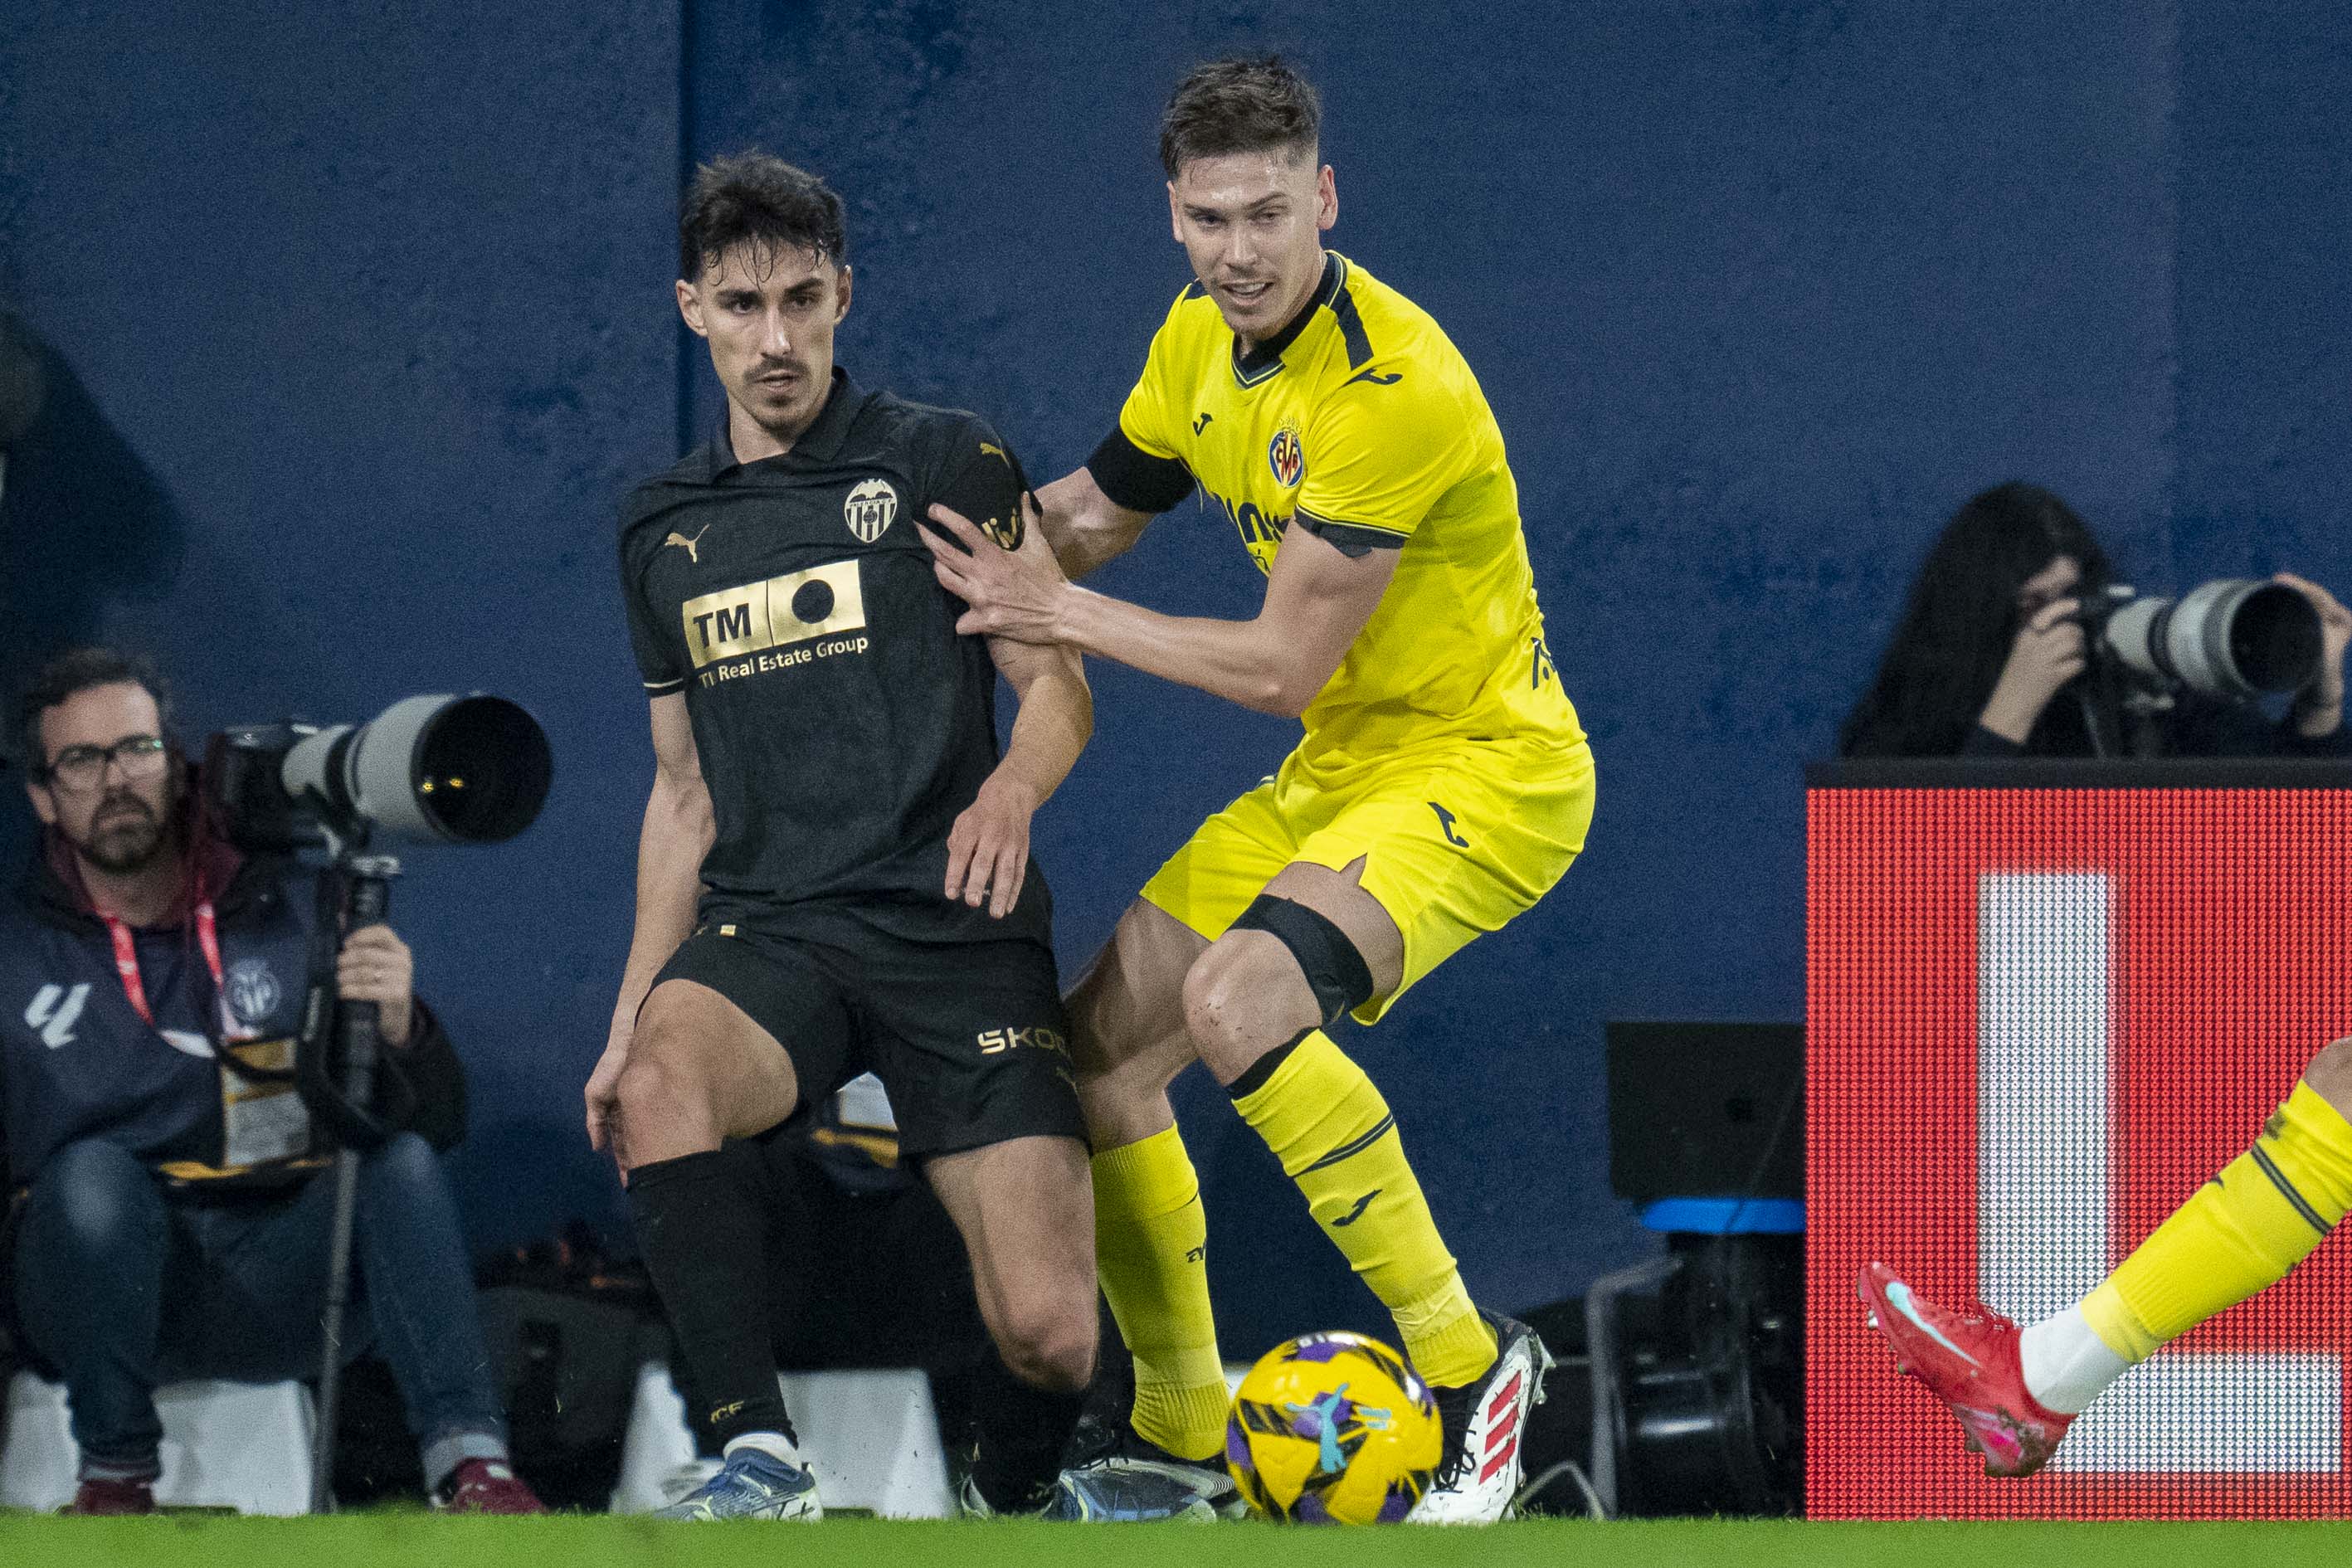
[921,57,1593,1524]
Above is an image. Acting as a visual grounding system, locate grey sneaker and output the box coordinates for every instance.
[1043,1423,1243,1522]
[651,1444,822,1522]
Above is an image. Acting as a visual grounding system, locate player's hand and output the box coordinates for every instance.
[337,923,415,1047]
[1979,597,2087,745]
[585,1016,631,1166]
[945,772,1038,918]
[923,494,1069,645]
[2276,572,2350,727]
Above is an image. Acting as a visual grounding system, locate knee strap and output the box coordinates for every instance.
[1228,894,1376,1030]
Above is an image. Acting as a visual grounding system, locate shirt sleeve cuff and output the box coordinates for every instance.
[1086,427,1195,514]
[1293,506,1408,559]
[1961,723,2027,758]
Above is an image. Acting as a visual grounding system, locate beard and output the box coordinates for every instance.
[71,792,173,875]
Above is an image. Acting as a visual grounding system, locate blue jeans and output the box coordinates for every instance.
[12,1134,507,1485]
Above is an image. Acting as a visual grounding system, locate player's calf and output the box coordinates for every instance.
[2299,1035,2352,1119]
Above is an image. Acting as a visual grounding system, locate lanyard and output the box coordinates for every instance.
[101,902,243,1039]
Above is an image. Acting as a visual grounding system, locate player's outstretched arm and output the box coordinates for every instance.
[944,635,1093,919]
[927,497,1395,718]
[587,692,715,1158]
[1035,465,1154,581]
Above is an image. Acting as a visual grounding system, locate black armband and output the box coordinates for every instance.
[1086,427,1196,515]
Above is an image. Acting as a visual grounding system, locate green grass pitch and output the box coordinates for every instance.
[5,1516,2352,1568]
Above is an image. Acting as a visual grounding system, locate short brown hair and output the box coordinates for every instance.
[1158,56,1322,180]
[678,151,849,283]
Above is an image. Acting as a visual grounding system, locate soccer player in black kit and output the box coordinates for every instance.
[584,153,1099,1522]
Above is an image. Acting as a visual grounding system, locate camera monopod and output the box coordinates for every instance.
[197,691,549,1509]
[308,852,401,1513]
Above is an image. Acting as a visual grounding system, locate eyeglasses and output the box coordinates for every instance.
[41,734,168,793]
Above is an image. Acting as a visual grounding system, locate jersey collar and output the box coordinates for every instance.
[1231,252,1345,389]
[700,367,864,480]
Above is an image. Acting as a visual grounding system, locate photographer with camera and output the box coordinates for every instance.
[1840,482,2351,758]
[0,649,542,1515]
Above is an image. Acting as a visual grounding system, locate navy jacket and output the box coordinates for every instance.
[0,830,464,1194]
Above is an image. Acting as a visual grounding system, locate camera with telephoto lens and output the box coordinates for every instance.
[2079,578,2323,704]
[205,694,552,853]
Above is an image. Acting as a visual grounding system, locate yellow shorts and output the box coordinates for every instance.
[1139,736,1596,1023]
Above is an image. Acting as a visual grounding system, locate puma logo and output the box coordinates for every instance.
[980,441,1010,465]
[1332,1189,1382,1228]
[1192,411,1214,434]
[665,525,711,563]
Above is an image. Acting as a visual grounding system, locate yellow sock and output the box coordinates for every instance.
[1091,1127,1228,1460]
[1232,1031,1497,1388]
[2082,1080,2352,1362]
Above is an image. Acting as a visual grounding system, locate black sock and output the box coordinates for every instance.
[628,1149,797,1449]
[971,1351,1089,1512]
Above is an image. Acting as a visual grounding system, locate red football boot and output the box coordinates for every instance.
[1857,1261,2074,1478]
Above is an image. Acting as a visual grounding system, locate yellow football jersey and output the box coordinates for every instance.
[1116,252,1581,772]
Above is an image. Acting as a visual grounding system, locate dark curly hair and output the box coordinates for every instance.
[678,151,849,283]
[1839,482,2112,757]
[1160,56,1322,179]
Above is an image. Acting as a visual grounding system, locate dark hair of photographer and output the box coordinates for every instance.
[1839,481,2352,759]
[1840,484,2108,757]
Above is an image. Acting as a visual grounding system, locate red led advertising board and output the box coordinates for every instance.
[1807,769,2352,1519]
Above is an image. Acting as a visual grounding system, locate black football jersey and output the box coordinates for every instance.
[618,368,1049,942]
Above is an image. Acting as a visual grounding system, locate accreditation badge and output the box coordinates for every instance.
[217,1036,313,1169]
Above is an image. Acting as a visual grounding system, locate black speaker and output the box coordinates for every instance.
[1607,1020,1802,1203]
[1591,1020,1804,1517]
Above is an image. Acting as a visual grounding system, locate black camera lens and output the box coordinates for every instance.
[411,696,553,844]
[2226,582,2324,695]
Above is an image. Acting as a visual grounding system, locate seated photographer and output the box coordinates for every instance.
[1840,482,2352,758]
[0,649,541,1515]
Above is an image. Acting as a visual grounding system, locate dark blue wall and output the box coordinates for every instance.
[7,2,2350,1354]
[2175,7,2352,572]
[0,1,682,1238]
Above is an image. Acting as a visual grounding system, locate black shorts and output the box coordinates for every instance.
[648,912,1085,1161]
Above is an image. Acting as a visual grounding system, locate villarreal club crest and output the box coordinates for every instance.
[1267,423,1305,489]
[1225,1331,1441,1524]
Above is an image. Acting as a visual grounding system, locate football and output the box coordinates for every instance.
[1224,1331,1443,1524]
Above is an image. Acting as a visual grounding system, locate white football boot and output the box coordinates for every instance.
[1412,1309,1552,1524]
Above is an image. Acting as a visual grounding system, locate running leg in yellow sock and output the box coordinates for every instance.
[2082,1080,2352,1362]
[1231,1031,1497,1387]
[1091,1127,1229,1460]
